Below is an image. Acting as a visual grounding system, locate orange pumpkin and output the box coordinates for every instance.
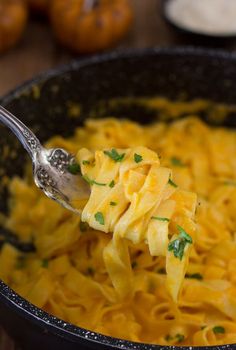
[50,0,133,54]
[0,0,28,53]
[27,0,49,15]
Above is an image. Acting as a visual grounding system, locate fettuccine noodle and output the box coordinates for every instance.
[1,115,236,346]
[76,146,196,302]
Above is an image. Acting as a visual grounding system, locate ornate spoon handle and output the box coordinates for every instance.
[0,104,89,214]
[0,105,42,160]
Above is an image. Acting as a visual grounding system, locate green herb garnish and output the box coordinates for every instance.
[213,326,225,334]
[131,261,137,269]
[165,334,173,342]
[104,149,125,162]
[151,216,170,222]
[67,162,81,175]
[109,180,115,188]
[79,221,89,232]
[176,334,185,343]
[171,157,185,167]
[177,225,193,242]
[134,153,143,163]
[82,160,90,165]
[185,273,203,280]
[168,225,193,260]
[165,334,185,343]
[95,212,105,225]
[82,175,106,186]
[110,201,117,206]
[168,178,178,188]
[42,259,49,268]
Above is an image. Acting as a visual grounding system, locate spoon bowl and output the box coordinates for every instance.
[0,105,89,213]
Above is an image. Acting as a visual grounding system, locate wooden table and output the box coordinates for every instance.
[2,0,232,98]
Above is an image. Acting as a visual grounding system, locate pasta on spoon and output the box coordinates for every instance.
[73,145,197,301]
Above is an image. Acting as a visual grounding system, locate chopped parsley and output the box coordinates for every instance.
[82,160,90,165]
[134,153,143,163]
[67,162,81,175]
[151,216,170,222]
[104,149,125,162]
[168,178,178,188]
[79,220,89,232]
[176,334,185,343]
[177,225,193,242]
[213,326,225,334]
[41,259,49,268]
[165,334,185,343]
[168,225,193,260]
[109,180,115,188]
[82,175,106,186]
[171,157,185,167]
[110,201,117,206]
[95,212,105,225]
[185,273,203,280]
[165,334,173,342]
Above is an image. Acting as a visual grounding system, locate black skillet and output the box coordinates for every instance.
[0,47,236,350]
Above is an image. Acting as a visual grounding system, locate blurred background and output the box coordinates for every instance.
[1,0,236,98]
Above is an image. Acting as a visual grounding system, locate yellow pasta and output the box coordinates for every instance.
[76,146,196,301]
[1,115,236,346]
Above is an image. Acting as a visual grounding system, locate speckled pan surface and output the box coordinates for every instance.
[1,47,236,350]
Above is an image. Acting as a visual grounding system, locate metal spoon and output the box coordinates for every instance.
[0,105,90,213]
